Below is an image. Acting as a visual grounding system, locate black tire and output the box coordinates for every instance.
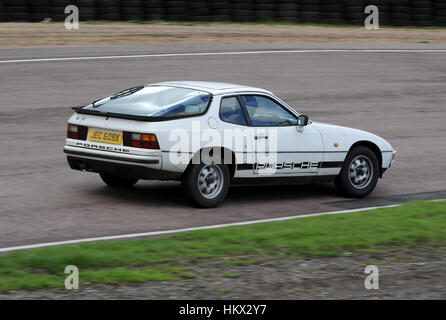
[182,162,230,208]
[99,173,139,188]
[335,146,379,198]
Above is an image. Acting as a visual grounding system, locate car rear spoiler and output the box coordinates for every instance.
[71,106,208,122]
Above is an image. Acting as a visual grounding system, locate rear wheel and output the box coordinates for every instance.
[182,162,230,208]
[335,146,379,198]
[99,173,139,188]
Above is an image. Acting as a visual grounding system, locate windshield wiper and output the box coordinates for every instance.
[90,85,143,107]
[110,86,144,100]
[91,97,105,108]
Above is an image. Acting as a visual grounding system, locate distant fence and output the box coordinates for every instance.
[0,0,445,26]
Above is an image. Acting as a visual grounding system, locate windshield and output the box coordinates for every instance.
[83,86,212,118]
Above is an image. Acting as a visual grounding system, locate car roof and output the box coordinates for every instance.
[149,81,274,95]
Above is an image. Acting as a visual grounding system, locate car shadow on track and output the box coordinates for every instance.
[227,183,339,204]
[85,180,340,207]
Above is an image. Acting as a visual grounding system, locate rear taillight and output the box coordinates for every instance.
[67,124,88,140]
[123,132,160,149]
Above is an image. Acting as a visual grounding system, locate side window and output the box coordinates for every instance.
[219,96,247,125]
[241,95,297,126]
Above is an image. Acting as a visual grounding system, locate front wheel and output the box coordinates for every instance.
[182,163,230,208]
[99,173,139,188]
[335,146,379,198]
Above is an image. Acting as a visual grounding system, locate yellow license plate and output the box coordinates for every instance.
[88,129,122,145]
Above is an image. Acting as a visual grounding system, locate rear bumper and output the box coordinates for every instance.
[64,145,161,166]
[64,146,181,180]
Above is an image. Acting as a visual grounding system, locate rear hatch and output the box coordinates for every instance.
[67,85,212,155]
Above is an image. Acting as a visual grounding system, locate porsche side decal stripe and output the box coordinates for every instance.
[319,161,344,168]
[236,161,343,171]
[161,150,348,154]
[237,164,255,170]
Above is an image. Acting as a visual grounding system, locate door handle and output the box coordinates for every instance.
[255,135,268,140]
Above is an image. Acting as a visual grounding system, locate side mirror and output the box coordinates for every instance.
[297,115,309,126]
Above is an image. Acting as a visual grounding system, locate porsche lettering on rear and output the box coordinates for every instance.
[73,141,130,153]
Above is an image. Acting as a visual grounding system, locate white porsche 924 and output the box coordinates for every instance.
[64,81,396,207]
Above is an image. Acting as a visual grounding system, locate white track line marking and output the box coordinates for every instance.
[0,49,445,64]
[2,199,444,253]
[0,202,406,253]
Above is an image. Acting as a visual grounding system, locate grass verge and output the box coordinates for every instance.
[0,201,445,291]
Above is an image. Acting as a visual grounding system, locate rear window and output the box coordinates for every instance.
[83,86,212,118]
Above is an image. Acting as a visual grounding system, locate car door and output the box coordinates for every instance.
[217,95,256,177]
[239,94,324,177]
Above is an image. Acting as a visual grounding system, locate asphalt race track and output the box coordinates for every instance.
[0,42,445,249]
